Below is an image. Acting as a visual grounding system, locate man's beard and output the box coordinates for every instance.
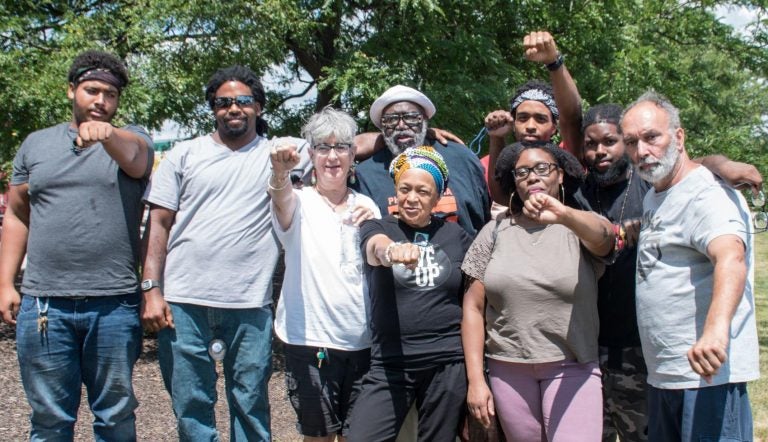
[383,122,428,155]
[218,116,251,140]
[635,135,680,184]
[589,154,631,187]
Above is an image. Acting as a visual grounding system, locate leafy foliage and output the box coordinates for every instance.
[1,0,766,178]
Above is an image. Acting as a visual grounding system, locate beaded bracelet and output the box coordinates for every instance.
[612,223,626,252]
[384,242,398,266]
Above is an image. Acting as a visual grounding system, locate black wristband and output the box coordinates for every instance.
[546,53,564,71]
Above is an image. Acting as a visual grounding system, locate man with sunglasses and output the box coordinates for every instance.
[0,50,153,440]
[354,85,490,236]
[141,65,311,441]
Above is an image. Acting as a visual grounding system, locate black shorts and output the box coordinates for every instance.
[283,343,371,437]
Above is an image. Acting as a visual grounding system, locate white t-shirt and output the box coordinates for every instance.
[144,134,310,308]
[636,166,759,389]
[273,188,380,350]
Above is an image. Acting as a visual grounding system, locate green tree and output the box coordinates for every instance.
[1,0,766,178]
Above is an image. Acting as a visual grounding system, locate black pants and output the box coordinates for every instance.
[346,361,467,442]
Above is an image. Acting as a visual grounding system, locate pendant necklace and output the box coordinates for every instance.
[315,187,348,213]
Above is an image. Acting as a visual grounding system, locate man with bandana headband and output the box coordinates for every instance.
[353,85,490,236]
[0,50,153,440]
[482,31,584,210]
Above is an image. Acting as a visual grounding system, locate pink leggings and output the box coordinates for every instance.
[488,358,602,442]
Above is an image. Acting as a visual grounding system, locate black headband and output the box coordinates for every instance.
[74,67,125,91]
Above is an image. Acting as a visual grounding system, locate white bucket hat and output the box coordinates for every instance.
[369,85,436,129]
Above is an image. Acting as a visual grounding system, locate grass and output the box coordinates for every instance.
[752,232,768,440]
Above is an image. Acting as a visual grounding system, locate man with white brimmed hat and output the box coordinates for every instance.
[354,84,490,236]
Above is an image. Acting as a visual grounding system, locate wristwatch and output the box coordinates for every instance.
[546,52,565,71]
[141,279,161,292]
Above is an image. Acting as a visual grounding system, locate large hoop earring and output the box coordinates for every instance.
[559,184,565,204]
[348,164,357,185]
[310,169,317,186]
[508,192,516,213]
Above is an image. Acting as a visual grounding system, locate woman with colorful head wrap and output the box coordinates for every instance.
[346,146,472,441]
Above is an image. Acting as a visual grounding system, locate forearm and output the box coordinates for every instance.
[463,326,487,385]
[462,286,488,385]
[354,132,384,161]
[562,207,614,256]
[487,135,507,205]
[142,210,174,282]
[694,155,726,168]
[102,127,151,179]
[267,172,297,231]
[0,217,28,289]
[550,64,583,158]
[365,234,393,266]
[705,238,747,336]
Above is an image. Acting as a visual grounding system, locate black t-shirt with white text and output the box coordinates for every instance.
[360,216,472,368]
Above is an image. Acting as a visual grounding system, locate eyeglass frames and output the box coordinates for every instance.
[213,95,256,109]
[313,142,353,156]
[513,162,559,180]
[380,112,424,129]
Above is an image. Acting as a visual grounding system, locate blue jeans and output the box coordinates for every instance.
[16,293,143,442]
[647,383,753,441]
[158,303,273,442]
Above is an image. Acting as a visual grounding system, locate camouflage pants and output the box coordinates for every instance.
[599,346,648,442]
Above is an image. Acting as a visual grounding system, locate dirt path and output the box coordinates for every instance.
[0,323,301,441]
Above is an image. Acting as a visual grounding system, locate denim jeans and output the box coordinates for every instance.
[158,303,273,442]
[647,383,753,441]
[16,293,143,442]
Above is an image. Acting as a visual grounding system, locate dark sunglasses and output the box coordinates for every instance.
[313,143,353,155]
[514,162,558,180]
[380,112,423,129]
[213,95,256,109]
[751,189,767,231]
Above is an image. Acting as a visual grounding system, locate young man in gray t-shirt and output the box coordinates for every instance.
[0,50,153,440]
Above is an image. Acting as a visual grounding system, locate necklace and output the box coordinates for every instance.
[595,167,633,249]
[315,187,349,212]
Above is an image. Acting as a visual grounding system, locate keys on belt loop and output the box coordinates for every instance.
[36,297,49,335]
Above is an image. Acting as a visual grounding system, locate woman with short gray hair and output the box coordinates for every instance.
[268,107,380,442]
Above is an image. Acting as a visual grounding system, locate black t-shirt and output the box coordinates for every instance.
[574,174,651,348]
[360,215,473,368]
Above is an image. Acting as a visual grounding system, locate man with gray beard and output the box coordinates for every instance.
[620,91,759,441]
[353,85,490,236]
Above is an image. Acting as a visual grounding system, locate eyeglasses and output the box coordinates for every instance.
[752,189,767,231]
[380,112,424,129]
[313,142,353,155]
[213,95,256,109]
[513,162,559,180]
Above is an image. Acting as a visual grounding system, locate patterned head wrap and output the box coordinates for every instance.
[510,88,559,120]
[73,67,126,91]
[389,146,449,195]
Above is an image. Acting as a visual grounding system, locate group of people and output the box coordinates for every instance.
[0,28,761,442]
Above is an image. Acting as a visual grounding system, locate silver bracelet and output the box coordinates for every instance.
[268,173,290,191]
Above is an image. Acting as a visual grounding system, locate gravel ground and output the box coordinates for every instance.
[0,322,301,441]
